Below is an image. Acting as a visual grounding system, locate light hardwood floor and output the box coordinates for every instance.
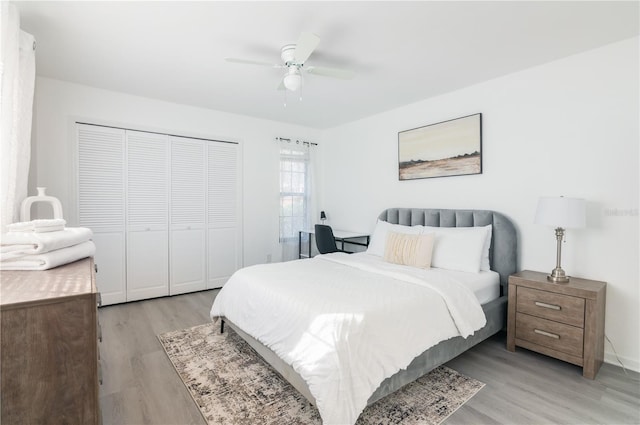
[98,290,640,424]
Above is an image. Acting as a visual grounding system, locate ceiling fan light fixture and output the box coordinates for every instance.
[226,32,354,98]
[283,68,302,91]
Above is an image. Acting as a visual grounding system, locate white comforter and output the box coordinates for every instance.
[210,253,486,425]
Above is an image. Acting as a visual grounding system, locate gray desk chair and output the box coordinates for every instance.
[315,224,351,254]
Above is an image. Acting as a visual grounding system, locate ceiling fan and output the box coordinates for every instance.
[225,32,355,92]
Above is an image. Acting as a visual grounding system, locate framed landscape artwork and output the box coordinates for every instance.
[398,113,482,180]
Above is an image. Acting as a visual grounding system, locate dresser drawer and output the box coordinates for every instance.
[515,312,584,358]
[516,286,585,327]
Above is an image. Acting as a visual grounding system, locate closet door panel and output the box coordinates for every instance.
[170,136,206,225]
[77,124,126,305]
[170,137,206,294]
[91,232,125,305]
[126,230,169,301]
[170,229,206,295]
[126,131,169,300]
[207,141,241,289]
[126,131,169,231]
[208,143,238,228]
[207,228,238,289]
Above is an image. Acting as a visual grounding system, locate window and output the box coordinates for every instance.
[279,145,310,241]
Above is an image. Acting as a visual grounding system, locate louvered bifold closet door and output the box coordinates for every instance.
[169,136,206,295]
[207,142,241,289]
[126,131,169,301]
[77,124,126,305]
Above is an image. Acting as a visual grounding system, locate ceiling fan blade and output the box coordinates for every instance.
[293,32,320,64]
[306,66,355,80]
[225,57,281,68]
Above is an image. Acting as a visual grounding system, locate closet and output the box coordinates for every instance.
[76,123,241,305]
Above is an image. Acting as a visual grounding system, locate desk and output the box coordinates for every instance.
[298,229,370,259]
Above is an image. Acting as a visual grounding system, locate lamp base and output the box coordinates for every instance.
[547,267,570,283]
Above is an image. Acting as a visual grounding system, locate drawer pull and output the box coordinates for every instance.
[534,329,560,339]
[535,301,561,310]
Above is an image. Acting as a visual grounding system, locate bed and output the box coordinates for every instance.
[210,208,517,424]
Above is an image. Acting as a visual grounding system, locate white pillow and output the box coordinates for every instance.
[367,220,424,257]
[424,226,488,273]
[480,224,492,271]
[383,232,435,269]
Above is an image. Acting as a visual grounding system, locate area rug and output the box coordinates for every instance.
[159,323,484,425]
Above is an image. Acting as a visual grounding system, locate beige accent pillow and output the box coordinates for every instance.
[383,232,435,269]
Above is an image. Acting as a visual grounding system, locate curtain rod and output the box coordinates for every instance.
[275,137,317,146]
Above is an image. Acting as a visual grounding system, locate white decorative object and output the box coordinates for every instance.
[19,187,64,221]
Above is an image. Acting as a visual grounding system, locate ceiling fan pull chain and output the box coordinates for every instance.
[284,84,288,107]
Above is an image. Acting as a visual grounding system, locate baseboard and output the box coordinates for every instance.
[604,350,640,373]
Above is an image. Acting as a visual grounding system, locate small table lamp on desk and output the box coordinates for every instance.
[534,196,586,283]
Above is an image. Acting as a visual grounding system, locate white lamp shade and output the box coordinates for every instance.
[283,73,302,91]
[535,196,586,229]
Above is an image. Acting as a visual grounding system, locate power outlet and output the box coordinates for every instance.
[266,254,272,263]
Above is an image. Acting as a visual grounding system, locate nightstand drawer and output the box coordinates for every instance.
[516,312,584,358]
[517,286,585,327]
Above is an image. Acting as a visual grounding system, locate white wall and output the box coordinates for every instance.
[31,77,321,267]
[31,37,638,370]
[320,37,639,370]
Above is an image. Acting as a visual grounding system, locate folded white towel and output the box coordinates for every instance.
[0,241,96,271]
[7,219,67,233]
[0,227,93,261]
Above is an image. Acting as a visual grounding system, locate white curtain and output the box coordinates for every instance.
[0,3,36,232]
[278,138,317,261]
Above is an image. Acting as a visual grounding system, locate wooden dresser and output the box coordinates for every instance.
[507,270,606,379]
[1,258,101,424]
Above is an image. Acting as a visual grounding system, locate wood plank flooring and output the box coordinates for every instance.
[98,290,640,424]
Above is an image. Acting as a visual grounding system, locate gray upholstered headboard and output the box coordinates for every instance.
[378,208,517,295]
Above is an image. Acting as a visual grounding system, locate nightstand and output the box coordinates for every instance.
[507,270,606,379]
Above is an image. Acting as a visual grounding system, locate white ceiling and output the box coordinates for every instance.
[14,1,639,129]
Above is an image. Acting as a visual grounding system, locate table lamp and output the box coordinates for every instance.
[534,196,586,283]
[320,211,326,223]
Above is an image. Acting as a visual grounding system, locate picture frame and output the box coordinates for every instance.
[398,113,482,180]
